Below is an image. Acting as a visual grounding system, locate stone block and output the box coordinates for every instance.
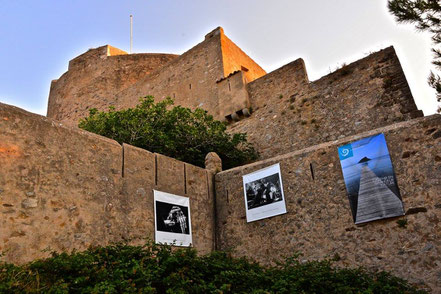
[185,163,214,254]
[155,153,185,196]
[0,103,123,264]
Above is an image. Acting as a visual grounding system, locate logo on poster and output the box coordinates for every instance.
[338,144,353,160]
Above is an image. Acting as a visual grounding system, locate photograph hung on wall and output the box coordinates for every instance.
[154,190,192,246]
[242,163,287,222]
[337,133,404,224]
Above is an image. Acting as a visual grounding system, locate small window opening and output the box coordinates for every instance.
[228,81,231,91]
[189,83,192,90]
[309,163,315,180]
[236,110,245,120]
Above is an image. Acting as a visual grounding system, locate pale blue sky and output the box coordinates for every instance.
[0,0,438,115]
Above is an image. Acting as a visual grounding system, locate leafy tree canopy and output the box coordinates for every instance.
[388,0,441,112]
[78,96,258,169]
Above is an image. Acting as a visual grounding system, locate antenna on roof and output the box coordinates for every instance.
[130,15,133,54]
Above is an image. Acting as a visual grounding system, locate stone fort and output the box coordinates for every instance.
[1,27,441,291]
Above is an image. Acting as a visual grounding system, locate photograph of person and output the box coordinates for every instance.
[154,190,192,246]
[156,202,190,235]
[245,173,283,210]
[242,163,287,222]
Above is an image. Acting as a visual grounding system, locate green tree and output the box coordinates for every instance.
[388,0,441,112]
[78,96,257,169]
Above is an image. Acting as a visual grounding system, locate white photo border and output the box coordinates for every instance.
[154,190,192,246]
[242,163,287,222]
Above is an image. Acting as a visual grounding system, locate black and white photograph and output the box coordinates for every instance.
[242,163,287,222]
[245,173,283,210]
[154,190,192,246]
[155,201,190,234]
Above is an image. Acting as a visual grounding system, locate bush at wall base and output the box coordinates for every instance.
[78,96,258,170]
[0,242,426,293]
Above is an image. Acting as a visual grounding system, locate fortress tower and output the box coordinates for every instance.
[47,27,266,125]
[47,27,422,160]
[1,26,440,290]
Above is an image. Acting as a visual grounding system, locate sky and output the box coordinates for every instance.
[0,0,439,116]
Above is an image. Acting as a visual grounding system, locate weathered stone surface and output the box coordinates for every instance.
[229,47,423,160]
[156,153,185,196]
[123,143,155,188]
[47,46,178,125]
[0,103,123,263]
[422,242,434,252]
[47,28,267,126]
[118,143,215,253]
[109,144,156,246]
[46,28,423,166]
[205,152,222,174]
[217,71,251,119]
[21,198,38,209]
[185,163,214,254]
[219,28,266,83]
[0,103,215,263]
[215,114,441,292]
[48,34,223,125]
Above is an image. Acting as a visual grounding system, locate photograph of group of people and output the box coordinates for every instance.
[245,173,283,210]
[242,163,287,222]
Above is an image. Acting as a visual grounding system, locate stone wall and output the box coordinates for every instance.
[217,71,251,119]
[219,30,266,83]
[47,30,424,160]
[47,29,227,126]
[114,28,226,121]
[47,45,179,125]
[229,47,424,160]
[105,27,267,122]
[215,114,441,292]
[47,27,268,125]
[0,102,215,264]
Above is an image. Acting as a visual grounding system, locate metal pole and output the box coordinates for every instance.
[130,15,133,54]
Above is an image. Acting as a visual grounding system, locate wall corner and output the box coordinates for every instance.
[205,27,224,40]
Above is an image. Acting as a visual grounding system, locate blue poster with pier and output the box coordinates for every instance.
[338,133,404,224]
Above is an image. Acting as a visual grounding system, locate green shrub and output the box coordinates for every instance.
[0,242,426,293]
[397,218,408,228]
[78,96,258,169]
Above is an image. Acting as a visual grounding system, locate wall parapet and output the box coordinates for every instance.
[244,57,308,112]
[217,70,251,121]
[0,102,215,264]
[229,46,424,160]
[47,50,179,123]
[216,114,441,291]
